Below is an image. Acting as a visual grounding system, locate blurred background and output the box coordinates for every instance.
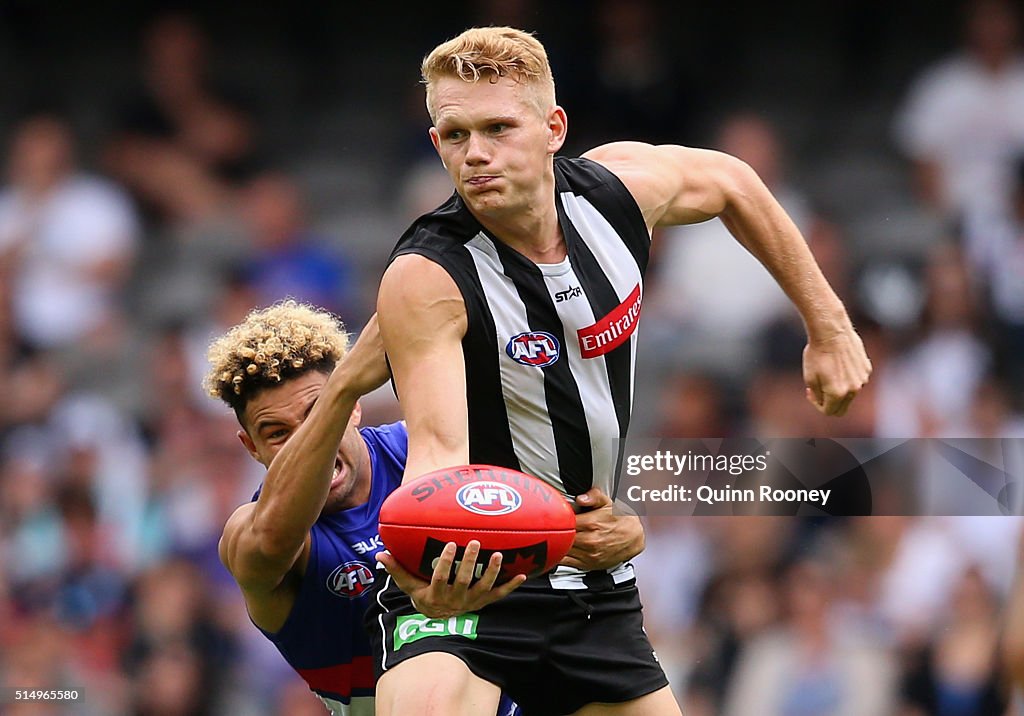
[1,0,1023,713]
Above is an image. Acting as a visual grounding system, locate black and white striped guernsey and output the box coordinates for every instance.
[388,157,650,503]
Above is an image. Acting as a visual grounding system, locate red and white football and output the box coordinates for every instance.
[378,464,576,582]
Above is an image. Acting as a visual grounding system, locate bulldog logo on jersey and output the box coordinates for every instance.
[456,481,522,515]
[505,331,560,367]
[326,561,375,598]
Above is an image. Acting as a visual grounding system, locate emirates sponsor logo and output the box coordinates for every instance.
[577,284,641,358]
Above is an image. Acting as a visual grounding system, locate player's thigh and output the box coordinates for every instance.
[375,651,501,716]
[570,686,682,716]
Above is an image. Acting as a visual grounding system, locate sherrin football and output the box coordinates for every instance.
[378,464,576,582]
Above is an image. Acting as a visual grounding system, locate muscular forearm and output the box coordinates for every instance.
[250,369,359,557]
[719,175,850,342]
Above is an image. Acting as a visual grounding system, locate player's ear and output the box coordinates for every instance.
[350,401,363,428]
[429,127,442,160]
[237,430,259,461]
[547,106,567,154]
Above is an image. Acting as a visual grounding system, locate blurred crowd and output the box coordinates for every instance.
[1,1,1023,714]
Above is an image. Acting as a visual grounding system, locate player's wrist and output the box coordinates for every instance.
[804,308,854,346]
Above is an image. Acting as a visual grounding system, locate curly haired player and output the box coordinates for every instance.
[209,300,643,715]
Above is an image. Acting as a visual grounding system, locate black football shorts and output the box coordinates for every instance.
[366,571,668,715]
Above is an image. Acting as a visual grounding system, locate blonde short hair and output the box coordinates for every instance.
[421,26,556,121]
[204,300,349,416]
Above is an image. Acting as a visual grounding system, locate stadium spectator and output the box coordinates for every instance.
[105,13,258,223]
[894,0,1024,220]
[238,171,355,315]
[723,555,896,716]
[961,155,1024,397]
[0,113,139,351]
[900,566,1008,716]
[874,245,990,438]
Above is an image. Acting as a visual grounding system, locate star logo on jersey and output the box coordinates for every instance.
[555,285,582,303]
[326,561,375,598]
[505,331,560,367]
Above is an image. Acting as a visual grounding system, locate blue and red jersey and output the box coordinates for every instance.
[254,421,407,715]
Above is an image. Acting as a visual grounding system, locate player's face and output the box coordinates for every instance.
[238,370,370,514]
[429,75,566,219]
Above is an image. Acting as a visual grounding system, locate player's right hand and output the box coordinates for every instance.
[802,325,872,417]
[376,541,526,619]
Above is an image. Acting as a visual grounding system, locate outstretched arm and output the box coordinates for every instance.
[584,142,871,416]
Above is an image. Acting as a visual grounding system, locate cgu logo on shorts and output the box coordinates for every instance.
[456,481,522,516]
[505,331,560,367]
[393,614,479,651]
[326,561,375,598]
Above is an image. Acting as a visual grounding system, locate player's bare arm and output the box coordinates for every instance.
[376,254,525,614]
[562,488,645,571]
[377,254,470,480]
[584,141,872,417]
[218,316,388,629]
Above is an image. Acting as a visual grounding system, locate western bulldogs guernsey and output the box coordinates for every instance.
[389,157,650,504]
[253,422,407,716]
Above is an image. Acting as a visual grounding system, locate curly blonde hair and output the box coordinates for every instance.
[204,300,349,415]
[421,26,556,122]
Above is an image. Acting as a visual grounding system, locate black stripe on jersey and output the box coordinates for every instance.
[582,568,616,591]
[557,158,650,275]
[491,240,594,496]
[391,244,520,471]
[558,203,634,444]
[558,203,633,499]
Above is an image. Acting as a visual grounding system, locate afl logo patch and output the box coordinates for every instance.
[326,561,375,598]
[505,331,560,367]
[456,481,522,515]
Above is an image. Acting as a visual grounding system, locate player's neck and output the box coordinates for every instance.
[477,200,565,264]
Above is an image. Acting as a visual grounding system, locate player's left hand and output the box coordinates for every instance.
[559,488,645,571]
[802,325,872,417]
[376,540,526,619]
[338,313,391,397]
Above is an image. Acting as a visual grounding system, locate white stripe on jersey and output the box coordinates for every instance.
[560,193,646,406]
[376,572,391,673]
[540,260,620,497]
[466,234,561,486]
[547,562,636,589]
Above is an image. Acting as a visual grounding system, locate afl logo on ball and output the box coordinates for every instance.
[505,331,560,367]
[327,561,375,598]
[456,481,522,516]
